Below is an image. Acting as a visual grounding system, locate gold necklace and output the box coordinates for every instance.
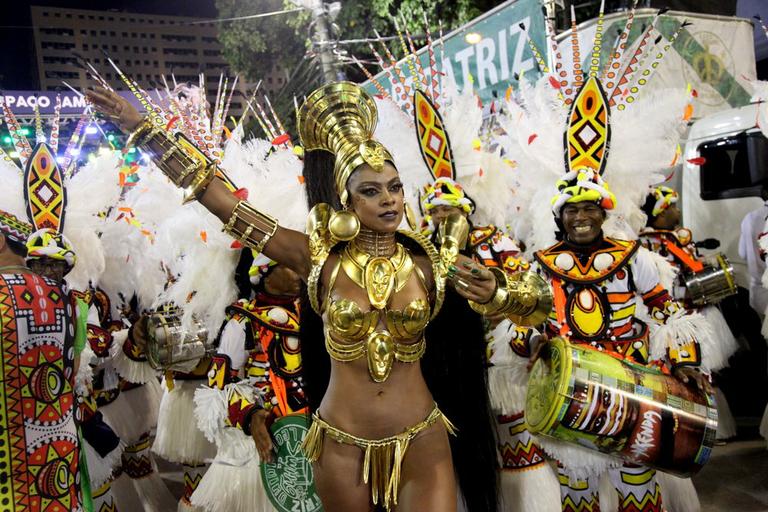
[353,228,396,257]
[341,239,415,310]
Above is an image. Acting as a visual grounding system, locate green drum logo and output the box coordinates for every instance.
[260,414,323,512]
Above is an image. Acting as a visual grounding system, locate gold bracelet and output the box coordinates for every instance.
[181,164,216,204]
[125,117,155,148]
[469,269,552,326]
[222,201,279,254]
[135,127,213,198]
[468,267,509,316]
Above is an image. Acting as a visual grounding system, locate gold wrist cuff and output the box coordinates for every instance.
[469,267,510,316]
[469,269,553,326]
[182,164,216,204]
[223,201,279,254]
[126,117,156,148]
[132,124,214,203]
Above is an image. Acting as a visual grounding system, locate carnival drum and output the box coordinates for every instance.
[525,337,717,476]
[146,309,212,370]
[681,253,736,306]
[260,414,323,512]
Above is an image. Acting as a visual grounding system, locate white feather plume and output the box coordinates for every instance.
[374,82,521,230]
[0,159,25,220]
[498,77,689,255]
[99,163,179,311]
[63,152,123,290]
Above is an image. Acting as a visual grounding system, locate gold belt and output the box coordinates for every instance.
[301,404,456,511]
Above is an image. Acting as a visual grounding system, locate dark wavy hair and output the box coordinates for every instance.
[299,149,498,512]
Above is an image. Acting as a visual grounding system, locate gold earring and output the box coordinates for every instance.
[328,208,360,241]
[404,202,418,231]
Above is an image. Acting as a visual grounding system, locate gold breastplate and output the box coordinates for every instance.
[326,298,430,341]
[305,205,446,383]
[323,242,431,382]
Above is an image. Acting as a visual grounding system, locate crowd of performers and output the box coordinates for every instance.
[1,5,767,512]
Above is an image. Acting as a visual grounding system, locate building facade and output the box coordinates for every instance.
[30,6,288,117]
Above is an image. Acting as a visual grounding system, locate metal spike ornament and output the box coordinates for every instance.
[545,14,568,97]
[603,0,639,93]
[423,14,441,105]
[565,76,610,176]
[50,95,62,154]
[618,20,691,110]
[24,143,67,233]
[1,98,32,165]
[588,0,606,78]
[567,5,584,103]
[520,22,550,74]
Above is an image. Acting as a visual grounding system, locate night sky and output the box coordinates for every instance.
[0,0,218,89]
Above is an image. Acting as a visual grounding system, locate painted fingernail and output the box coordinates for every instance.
[471,268,480,275]
[463,261,473,268]
[449,265,457,273]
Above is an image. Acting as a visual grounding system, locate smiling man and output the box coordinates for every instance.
[527,168,710,512]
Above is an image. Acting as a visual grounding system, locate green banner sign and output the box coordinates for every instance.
[362,0,547,105]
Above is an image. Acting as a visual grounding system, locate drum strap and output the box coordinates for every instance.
[260,332,290,416]
[662,239,703,272]
[552,278,571,337]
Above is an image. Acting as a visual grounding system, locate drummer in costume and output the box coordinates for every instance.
[640,185,739,443]
[25,231,126,512]
[534,171,707,512]
[86,80,552,512]
[495,5,728,508]
[411,89,560,512]
[192,253,311,512]
[526,79,710,512]
[0,108,137,512]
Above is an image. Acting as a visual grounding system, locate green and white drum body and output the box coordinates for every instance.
[525,337,717,476]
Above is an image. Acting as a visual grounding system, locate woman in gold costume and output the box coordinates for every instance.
[86,82,549,512]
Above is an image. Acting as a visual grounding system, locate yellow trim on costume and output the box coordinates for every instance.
[534,238,638,285]
[620,467,656,486]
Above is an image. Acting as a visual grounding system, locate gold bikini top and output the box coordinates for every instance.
[322,243,430,382]
[305,204,445,383]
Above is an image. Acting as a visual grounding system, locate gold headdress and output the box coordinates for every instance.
[297,82,394,205]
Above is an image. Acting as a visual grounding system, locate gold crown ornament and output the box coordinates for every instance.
[297,82,395,206]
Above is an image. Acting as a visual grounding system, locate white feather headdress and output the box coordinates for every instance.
[497,4,691,255]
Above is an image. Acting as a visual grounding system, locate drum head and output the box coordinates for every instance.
[525,337,572,433]
[260,414,323,512]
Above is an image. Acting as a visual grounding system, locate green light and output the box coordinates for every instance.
[128,147,136,154]
[19,128,30,136]
[107,134,115,141]
[2,136,11,145]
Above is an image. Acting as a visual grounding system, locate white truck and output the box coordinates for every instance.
[680,103,766,288]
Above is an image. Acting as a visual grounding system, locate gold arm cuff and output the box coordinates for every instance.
[181,164,216,204]
[469,267,509,316]
[222,200,279,254]
[469,269,553,326]
[133,125,212,197]
[125,116,155,148]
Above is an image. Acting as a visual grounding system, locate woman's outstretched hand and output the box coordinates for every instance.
[449,254,497,304]
[85,87,143,132]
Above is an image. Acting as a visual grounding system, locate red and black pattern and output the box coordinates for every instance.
[0,271,80,511]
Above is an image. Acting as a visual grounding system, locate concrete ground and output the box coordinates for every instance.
[694,436,768,512]
[156,433,768,512]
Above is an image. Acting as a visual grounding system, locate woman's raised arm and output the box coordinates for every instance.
[86,87,311,278]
